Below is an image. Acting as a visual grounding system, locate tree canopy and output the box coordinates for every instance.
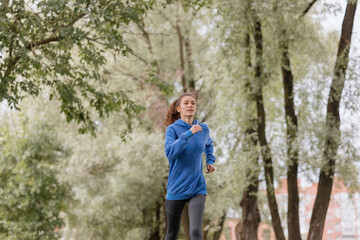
[0,0,156,134]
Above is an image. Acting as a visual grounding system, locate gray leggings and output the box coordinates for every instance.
[165,194,206,240]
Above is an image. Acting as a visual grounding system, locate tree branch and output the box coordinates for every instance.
[135,18,160,73]
[300,0,318,18]
[28,36,64,50]
[4,10,87,77]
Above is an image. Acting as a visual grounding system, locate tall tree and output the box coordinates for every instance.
[252,15,286,240]
[237,31,261,240]
[279,1,325,238]
[278,0,313,236]
[308,1,358,239]
[280,28,302,240]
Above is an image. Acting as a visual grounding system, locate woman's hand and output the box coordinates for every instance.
[206,164,215,173]
[190,124,202,134]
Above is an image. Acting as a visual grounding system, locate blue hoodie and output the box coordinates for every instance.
[165,118,216,200]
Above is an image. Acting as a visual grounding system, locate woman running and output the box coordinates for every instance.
[164,93,216,240]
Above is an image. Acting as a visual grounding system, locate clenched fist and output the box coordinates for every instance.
[190,124,202,134]
[206,164,215,173]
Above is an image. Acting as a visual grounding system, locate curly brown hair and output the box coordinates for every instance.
[164,93,196,126]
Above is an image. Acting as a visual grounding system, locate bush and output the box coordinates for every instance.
[0,122,69,240]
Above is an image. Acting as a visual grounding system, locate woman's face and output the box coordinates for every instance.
[177,96,197,118]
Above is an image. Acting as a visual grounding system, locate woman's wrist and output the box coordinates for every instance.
[184,130,194,139]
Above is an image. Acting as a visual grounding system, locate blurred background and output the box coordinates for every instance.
[0,0,359,239]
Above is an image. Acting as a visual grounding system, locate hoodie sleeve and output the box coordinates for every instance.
[165,126,194,161]
[204,134,216,165]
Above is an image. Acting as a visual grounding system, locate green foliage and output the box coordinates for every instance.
[58,126,167,240]
[0,122,69,240]
[165,0,212,11]
[0,0,156,135]
[1,0,359,239]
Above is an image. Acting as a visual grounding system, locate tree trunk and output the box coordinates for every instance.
[184,34,198,99]
[149,200,161,240]
[307,1,357,239]
[253,17,286,240]
[239,181,261,240]
[280,31,301,240]
[212,213,227,240]
[176,8,187,93]
[202,219,211,240]
[237,32,261,240]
